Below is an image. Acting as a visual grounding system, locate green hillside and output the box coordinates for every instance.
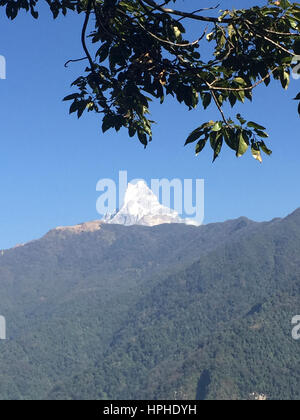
[0,211,299,400]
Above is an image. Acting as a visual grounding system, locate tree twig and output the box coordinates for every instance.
[208,66,281,92]
[64,57,88,68]
[244,20,293,56]
[176,4,221,23]
[141,0,233,23]
[137,20,207,47]
[208,84,229,125]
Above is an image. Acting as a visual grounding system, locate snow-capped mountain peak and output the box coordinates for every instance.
[103,181,198,227]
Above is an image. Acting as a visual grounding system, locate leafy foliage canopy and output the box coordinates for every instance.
[2,0,300,161]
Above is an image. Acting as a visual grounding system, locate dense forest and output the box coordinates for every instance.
[0,210,299,399]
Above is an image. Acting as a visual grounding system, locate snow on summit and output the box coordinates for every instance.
[104,181,198,227]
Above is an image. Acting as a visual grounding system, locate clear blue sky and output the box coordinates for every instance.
[0,0,299,249]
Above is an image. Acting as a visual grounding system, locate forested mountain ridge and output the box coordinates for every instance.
[0,210,299,400]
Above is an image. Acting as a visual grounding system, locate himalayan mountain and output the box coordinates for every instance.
[0,184,299,400]
[102,180,199,226]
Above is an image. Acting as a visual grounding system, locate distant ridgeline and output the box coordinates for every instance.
[0,209,299,400]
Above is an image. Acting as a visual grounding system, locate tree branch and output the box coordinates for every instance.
[207,84,229,125]
[64,57,88,68]
[136,20,207,47]
[176,5,221,23]
[244,20,293,56]
[81,0,96,74]
[208,66,281,92]
[141,0,232,23]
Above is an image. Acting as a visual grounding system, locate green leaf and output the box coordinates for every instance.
[234,77,247,86]
[69,101,79,114]
[77,101,87,118]
[212,136,223,162]
[211,121,223,132]
[229,93,237,108]
[254,130,269,138]
[251,145,263,163]
[223,128,238,151]
[96,43,110,63]
[173,26,181,39]
[185,128,204,145]
[202,93,212,110]
[260,141,272,156]
[236,90,245,103]
[236,132,249,157]
[280,71,290,90]
[247,121,267,131]
[102,115,115,133]
[195,138,208,156]
[63,93,81,102]
[138,130,148,148]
